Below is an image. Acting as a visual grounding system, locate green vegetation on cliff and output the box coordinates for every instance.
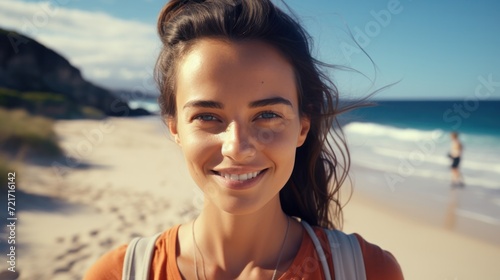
[0,107,64,190]
[0,87,105,119]
[0,107,62,157]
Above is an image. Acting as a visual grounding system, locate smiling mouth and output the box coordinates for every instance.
[213,169,267,182]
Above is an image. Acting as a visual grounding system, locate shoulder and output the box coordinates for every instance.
[354,233,404,280]
[83,244,127,280]
[83,226,179,280]
[314,228,403,279]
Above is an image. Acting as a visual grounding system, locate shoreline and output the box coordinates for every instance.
[8,117,500,279]
[342,189,500,279]
[349,164,500,246]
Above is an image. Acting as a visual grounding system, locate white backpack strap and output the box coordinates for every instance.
[301,220,366,280]
[324,228,367,280]
[301,221,332,280]
[122,233,162,280]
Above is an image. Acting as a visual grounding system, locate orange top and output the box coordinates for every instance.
[84,225,403,279]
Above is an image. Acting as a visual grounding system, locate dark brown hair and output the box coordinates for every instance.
[155,0,352,229]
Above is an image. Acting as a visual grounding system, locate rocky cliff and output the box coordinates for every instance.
[0,28,149,118]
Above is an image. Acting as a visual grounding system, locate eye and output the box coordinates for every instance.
[256,111,280,120]
[193,114,219,122]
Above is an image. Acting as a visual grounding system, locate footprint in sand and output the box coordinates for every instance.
[138,213,146,222]
[53,254,91,275]
[129,232,143,239]
[66,244,89,255]
[46,187,181,279]
[99,237,114,248]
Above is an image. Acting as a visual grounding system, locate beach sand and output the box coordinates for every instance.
[4,117,500,279]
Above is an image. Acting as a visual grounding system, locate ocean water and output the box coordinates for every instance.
[340,100,500,241]
[341,100,500,190]
[129,99,161,114]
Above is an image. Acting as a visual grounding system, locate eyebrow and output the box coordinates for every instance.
[249,97,293,108]
[183,97,293,110]
[183,100,223,110]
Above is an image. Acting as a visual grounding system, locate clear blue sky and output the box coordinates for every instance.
[4,0,500,100]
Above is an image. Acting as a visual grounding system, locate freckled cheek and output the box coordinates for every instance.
[253,128,298,181]
[252,123,299,150]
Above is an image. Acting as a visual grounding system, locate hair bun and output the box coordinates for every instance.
[157,0,205,37]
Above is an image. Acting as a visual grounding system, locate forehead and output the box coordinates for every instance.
[176,38,298,103]
[181,38,293,71]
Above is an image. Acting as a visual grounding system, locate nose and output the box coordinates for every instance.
[221,122,257,162]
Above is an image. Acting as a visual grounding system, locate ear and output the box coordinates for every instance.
[296,116,310,147]
[167,117,181,146]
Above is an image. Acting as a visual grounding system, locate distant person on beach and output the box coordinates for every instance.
[85,1,403,279]
[449,131,464,187]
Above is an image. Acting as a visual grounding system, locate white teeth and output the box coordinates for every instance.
[220,171,261,181]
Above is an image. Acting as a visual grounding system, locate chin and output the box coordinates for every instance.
[206,192,281,217]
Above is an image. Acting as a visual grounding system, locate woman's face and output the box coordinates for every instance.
[169,39,310,215]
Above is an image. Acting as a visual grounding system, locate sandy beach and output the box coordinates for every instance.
[4,116,500,280]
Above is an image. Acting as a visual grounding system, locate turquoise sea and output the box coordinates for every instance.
[342,100,500,244]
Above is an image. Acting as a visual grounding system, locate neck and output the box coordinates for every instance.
[194,197,290,276]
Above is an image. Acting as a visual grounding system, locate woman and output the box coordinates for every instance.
[85,0,403,279]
